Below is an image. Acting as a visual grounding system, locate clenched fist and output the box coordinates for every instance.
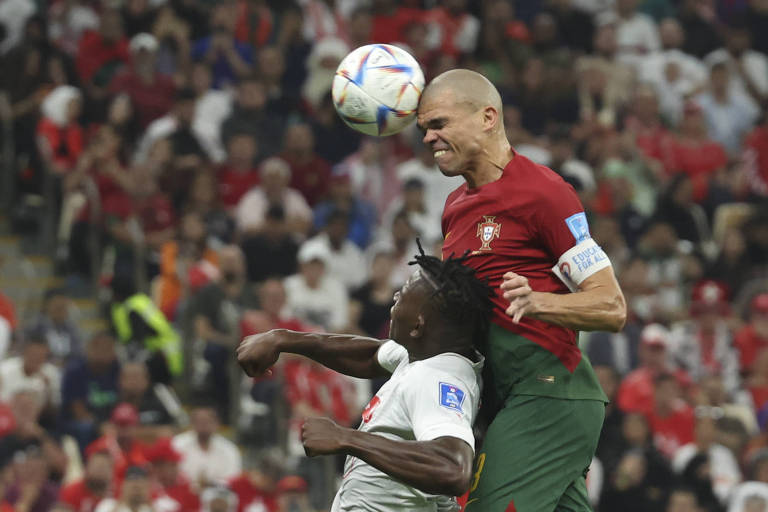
[236,329,284,377]
[302,417,346,457]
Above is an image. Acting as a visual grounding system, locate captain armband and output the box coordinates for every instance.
[551,238,612,292]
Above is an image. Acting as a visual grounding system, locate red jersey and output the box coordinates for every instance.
[664,138,727,202]
[217,166,261,209]
[735,324,768,372]
[59,480,110,512]
[110,70,176,128]
[441,154,588,371]
[228,475,277,512]
[647,402,695,458]
[617,367,691,415]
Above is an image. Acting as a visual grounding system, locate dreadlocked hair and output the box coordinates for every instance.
[409,239,495,343]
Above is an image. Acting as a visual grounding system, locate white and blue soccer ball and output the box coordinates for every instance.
[332,44,425,137]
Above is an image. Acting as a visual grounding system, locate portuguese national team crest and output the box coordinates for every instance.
[476,216,501,251]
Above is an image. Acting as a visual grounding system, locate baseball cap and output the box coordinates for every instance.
[752,293,768,314]
[691,280,730,316]
[110,403,139,426]
[146,437,181,464]
[640,323,670,349]
[276,475,308,494]
[129,33,158,53]
[297,242,331,265]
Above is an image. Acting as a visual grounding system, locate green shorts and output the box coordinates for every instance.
[465,395,605,512]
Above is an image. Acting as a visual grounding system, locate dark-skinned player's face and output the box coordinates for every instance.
[388,271,430,349]
[417,91,484,177]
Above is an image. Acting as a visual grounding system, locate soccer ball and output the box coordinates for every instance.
[332,44,425,137]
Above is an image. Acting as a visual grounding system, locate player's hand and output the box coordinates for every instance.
[500,272,537,323]
[301,417,345,456]
[236,330,284,377]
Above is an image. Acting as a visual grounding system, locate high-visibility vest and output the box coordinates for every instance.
[111,293,183,377]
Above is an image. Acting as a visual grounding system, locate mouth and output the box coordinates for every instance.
[433,149,450,158]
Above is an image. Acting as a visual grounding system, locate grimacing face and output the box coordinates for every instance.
[388,271,430,348]
[417,91,485,177]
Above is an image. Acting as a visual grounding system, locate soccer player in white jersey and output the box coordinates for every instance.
[237,245,493,511]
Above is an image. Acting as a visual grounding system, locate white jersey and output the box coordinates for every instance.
[331,340,483,512]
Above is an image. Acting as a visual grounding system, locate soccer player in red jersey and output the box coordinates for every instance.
[416,69,627,511]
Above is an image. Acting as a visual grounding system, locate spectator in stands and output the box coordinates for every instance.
[647,372,696,459]
[117,362,181,436]
[28,288,83,365]
[677,0,721,58]
[736,294,768,376]
[313,173,376,249]
[0,334,60,414]
[672,409,742,506]
[240,206,299,285]
[3,445,59,512]
[612,0,661,66]
[93,465,154,512]
[279,123,331,207]
[742,105,768,198]
[37,85,83,176]
[59,450,115,512]
[228,449,283,512]
[598,448,662,512]
[189,62,231,165]
[75,8,129,93]
[283,243,348,332]
[695,60,760,157]
[0,389,68,480]
[275,475,313,512]
[186,170,235,246]
[300,210,367,291]
[86,403,148,488]
[220,75,283,162]
[382,178,442,247]
[110,33,176,129]
[201,486,238,512]
[146,437,200,511]
[172,404,242,489]
[369,210,419,289]
[110,275,183,385]
[664,487,701,512]
[653,173,710,245]
[729,449,768,512]
[192,3,253,89]
[235,157,312,236]
[61,332,120,451]
[301,37,348,112]
[218,133,260,211]
[310,93,361,165]
[349,248,397,340]
[671,280,740,395]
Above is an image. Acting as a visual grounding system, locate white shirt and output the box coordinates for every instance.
[0,356,61,406]
[193,90,233,164]
[235,187,312,232]
[283,273,349,330]
[0,0,35,54]
[728,481,768,512]
[0,318,9,362]
[672,443,741,503]
[301,234,367,291]
[640,49,707,123]
[705,49,768,102]
[171,431,242,486]
[616,12,661,63]
[695,91,759,156]
[332,341,483,512]
[94,500,154,512]
[395,158,462,221]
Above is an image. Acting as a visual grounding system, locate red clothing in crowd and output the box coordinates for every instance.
[0,292,17,330]
[36,118,84,171]
[217,166,261,209]
[735,325,768,373]
[110,69,177,128]
[370,7,425,44]
[229,474,278,512]
[647,402,695,459]
[281,154,332,206]
[744,125,768,195]
[626,117,673,164]
[665,138,727,202]
[86,436,149,489]
[104,192,176,236]
[76,31,130,84]
[617,368,691,415]
[152,479,201,512]
[283,359,354,426]
[423,7,473,57]
[59,479,111,512]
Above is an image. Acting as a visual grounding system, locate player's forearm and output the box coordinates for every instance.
[276,330,390,378]
[340,431,473,496]
[530,286,626,332]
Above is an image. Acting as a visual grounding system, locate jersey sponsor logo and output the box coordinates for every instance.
[476,216,501,251]
[361,396,380,423]
[564,212,591,243]
[439,382,466,413]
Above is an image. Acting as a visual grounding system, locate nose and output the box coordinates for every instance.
[422,129,438,146]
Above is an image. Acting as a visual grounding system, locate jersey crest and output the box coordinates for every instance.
[361,396,380,423]
[439,382,466,413]
[476,216,501,251]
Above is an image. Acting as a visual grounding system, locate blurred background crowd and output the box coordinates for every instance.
[0,0,768,510]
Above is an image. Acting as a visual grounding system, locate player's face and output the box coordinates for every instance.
[417,92,482,177]
[388,271,428,348]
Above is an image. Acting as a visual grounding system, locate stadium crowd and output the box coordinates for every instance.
[1,0,768,510]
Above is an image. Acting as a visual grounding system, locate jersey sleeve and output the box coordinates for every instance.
[401,365,477,451]
[376,340,409,373]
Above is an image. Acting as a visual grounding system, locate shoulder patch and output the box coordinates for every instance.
[439,382,466,413]
[565,212,591,243]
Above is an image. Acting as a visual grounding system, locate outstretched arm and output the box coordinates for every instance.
[236,329,391,379]
[502,266,627,332]
[302,417,474,497]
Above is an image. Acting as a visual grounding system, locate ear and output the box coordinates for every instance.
[409,313,426,339]
[482,105,499,133]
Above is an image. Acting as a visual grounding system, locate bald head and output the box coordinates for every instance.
[423,69,503,119]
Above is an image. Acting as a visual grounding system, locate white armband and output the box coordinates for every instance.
[551,238,612,292]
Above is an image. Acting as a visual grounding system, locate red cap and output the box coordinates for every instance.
[110,403,139,426]
[641,323,669,349]
[276,475,308,494]
[752,293,768,314]
[691,280,730,316]
[146,437,181,464]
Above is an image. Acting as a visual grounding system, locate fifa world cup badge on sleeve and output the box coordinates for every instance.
[439,383,466,413]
